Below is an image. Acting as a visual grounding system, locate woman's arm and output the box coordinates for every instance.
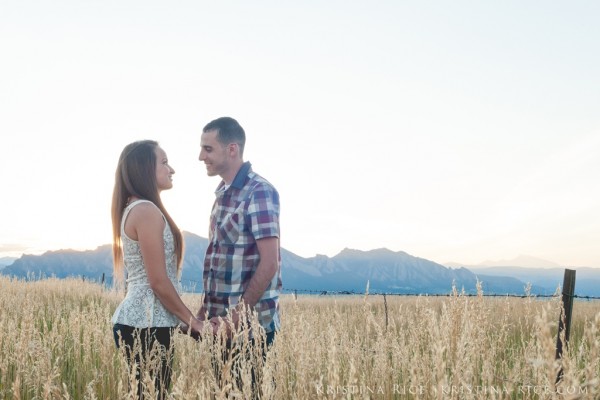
[126,202,203,331]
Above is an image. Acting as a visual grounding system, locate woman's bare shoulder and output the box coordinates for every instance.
[127,201,163,225]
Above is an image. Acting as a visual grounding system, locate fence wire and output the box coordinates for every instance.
[279,287,600,300]
[26,273,600,301]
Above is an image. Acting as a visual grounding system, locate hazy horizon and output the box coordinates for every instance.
[2,232,598,269]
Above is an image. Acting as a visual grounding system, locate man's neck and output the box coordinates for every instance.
[221,160,244,185]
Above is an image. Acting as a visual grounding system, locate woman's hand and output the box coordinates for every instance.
[178,322,191,335]
[180,318,205,341]
[189,318,204,335]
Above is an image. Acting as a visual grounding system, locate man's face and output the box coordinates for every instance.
[199,129,230,178]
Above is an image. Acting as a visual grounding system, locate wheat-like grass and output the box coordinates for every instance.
[1,275,599,399]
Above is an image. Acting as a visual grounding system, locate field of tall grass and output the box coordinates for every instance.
[1,275,599,399]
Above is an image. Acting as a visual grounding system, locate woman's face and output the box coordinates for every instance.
[154,146,175,191]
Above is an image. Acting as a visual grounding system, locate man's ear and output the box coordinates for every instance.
[228,143,240,157]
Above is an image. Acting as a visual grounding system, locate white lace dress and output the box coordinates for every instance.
[111,200,182,328]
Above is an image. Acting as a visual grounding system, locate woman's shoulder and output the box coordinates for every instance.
[128,199,156,210]
[127,200,163,222]
[123,200,166,240]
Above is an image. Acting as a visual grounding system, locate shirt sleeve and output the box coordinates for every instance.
[246,183,280,240]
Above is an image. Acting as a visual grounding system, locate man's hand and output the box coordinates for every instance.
[178,318,206,341]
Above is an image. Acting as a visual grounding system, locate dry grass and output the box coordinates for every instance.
[1,275,599,399]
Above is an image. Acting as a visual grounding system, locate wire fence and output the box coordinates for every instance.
[65,273,600,301]
[278,287,600,300]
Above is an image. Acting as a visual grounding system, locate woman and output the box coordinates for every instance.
[110,140,203,399]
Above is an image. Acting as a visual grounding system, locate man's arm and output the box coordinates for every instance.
[216,236,279,330]
[242,236,279,307]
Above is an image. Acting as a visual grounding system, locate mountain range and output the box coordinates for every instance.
[2,232,599,296]
[0,256,17,270]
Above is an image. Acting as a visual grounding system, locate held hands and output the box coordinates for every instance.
[209,316,232,338]
[209,304,251,339]
[179,317,220,340]
[189,318,205,337]
[180,304,251,340]
[178,317,211,341]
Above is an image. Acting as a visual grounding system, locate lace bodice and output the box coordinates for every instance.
[111,200,182,328]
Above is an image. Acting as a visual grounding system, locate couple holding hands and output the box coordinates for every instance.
[110,117,281,398]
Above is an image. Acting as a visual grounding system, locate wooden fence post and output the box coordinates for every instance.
[383,293,388,332]
[555,268,576,383]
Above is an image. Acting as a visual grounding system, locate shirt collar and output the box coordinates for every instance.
[216,161,252,193]
[232,161,252,189]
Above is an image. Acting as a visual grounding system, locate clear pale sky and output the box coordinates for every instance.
[1,1,599,267]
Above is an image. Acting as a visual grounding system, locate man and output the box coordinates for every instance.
[196,116,282,350]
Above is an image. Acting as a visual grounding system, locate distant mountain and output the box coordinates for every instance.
[0,256,17,271]
[463,266,600,297]
[2,232,552,295]
[3,246,113,280]
[2,234,208,291]
[444,254,600,297]
[281,247,534,295]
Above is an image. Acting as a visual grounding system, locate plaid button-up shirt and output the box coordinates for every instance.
[202,162,282,333]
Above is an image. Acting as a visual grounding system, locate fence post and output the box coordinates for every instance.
[383,293,388,332]
[555,268,576,383]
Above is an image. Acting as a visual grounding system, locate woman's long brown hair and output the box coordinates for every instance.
[111,140,184,285]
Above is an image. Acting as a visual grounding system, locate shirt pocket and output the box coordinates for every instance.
[216,210,243,245]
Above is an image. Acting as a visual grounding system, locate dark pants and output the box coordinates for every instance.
[113,324,174,400]
[213,330,276,398]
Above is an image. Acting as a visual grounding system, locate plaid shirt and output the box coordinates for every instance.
[202,162,282,333]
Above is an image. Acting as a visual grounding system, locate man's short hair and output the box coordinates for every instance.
[203,117,246,155]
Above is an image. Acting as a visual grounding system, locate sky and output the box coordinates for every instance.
[1,1,599,267]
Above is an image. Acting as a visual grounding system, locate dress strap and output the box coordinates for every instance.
[120,199,154,234]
